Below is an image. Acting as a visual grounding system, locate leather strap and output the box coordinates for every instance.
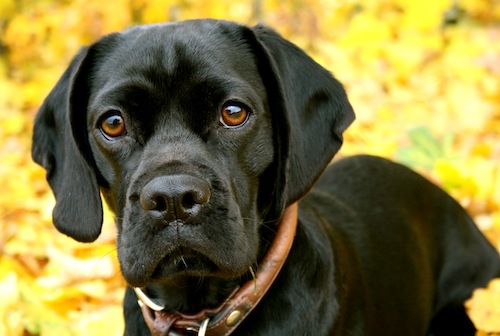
[136,202,299,335]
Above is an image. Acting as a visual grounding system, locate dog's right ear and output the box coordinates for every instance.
[32,47,103,243]
[243,24,355,220]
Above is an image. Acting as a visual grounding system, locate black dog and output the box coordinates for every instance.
[32,19,500,335]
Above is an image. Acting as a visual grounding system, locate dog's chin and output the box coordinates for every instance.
[150,250,219,281]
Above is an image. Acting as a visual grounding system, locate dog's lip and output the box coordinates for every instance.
[122,244,251,287]
[121,248,217,287]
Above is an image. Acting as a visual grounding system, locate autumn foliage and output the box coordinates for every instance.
[0,0,499,335]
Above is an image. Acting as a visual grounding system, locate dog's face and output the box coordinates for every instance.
[32,20,354,288]
[87,23,275,286]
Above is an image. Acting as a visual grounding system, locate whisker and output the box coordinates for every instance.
[180,255,188,268]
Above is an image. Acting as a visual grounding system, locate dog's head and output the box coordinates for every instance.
[32,20,354,288]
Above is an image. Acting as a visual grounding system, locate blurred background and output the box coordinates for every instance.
[0,0,499,335]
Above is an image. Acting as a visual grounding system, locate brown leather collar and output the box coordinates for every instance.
[134,202,299,336]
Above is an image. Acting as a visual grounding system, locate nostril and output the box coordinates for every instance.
[181,193,196,210]
[153,195,167,212]
[140,192,169,212]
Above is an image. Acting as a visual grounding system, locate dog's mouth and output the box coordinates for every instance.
[120,246,230,288]
[150,247,219,282]
[121,241,254,288]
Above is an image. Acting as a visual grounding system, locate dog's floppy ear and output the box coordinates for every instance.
[251,25,355,208]
[32,45,106,243]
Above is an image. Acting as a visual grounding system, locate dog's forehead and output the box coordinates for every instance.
[89,21,265,113]
[100,21,258,85]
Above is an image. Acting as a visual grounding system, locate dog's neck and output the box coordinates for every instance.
[134,203,298,335]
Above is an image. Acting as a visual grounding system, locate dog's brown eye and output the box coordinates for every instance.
[101,111,126,138]
[220,104,249,128]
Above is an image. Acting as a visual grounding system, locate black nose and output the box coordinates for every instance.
[140,175,211,223]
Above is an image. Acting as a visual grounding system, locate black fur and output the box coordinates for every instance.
[32,19,500,335]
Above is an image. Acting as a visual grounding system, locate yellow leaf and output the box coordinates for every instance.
[19,280,72,336]
[0,256,33,281]
[71,306,124,336]
[466,278,500,332]
[0,272,23,336]
[0,272,20,311]
[339,11,392,53]
[434,159,477,197]
[1,113,25,135]
[395,0,450,31]
[0,0,15,21]
[38,247,116,288]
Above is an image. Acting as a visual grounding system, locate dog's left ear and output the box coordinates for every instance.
[251,25,355,208]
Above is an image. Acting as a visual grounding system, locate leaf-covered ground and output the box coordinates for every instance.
[0,0,499,335]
